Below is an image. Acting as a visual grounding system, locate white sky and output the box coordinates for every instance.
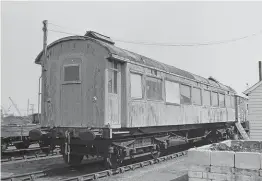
[1,1,262,115]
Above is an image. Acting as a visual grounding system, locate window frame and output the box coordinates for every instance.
[211,91,219,107]
[108,60,119,94]
[130,72,143,100]
[180,84,192,105]
[145,75,163,101]
[62,64,81,84]
[192,87,202,106]
[219,93,226,108]
[165,79,180,105]
[203,89,211,106]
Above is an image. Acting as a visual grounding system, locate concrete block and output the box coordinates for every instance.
[243,141,260,150]
[235,174,254,181]
[210,166,235,174]
[235,168,259,177]
[202,171,208,178]
[189,165,210,172]
[210,151,235,167]
[255,176,262,181]
[207,172,228,180]
[188,171,203,178]
[188,178,211,181]
[188,149,211,166]
[235,152,261,170]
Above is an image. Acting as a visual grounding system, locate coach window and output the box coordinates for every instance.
[146,77,162,100]
[130,73,143,99]
[64,65,80,82]
[192,87,202,105]
[219,93,225,107]
[211,92,219,107]
[165,80,180,104]
[231,96,235,108]
[225,95,231,107]
[180,84,191,104]
[203,90,211,106]
[108,61,118,94]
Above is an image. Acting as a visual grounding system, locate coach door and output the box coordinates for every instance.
[107,60,121,128]
[60,58,83,127]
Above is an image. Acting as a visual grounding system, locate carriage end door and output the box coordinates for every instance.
[107,60,121,128]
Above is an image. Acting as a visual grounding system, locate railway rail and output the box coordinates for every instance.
[1,149,188,181]
[1,147,61,164]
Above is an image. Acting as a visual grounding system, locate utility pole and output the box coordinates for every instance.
[42,20,48,125]
[30,104,34,115]
[27,99,30,116]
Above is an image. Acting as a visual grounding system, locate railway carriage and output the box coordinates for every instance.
[30,31,239,167]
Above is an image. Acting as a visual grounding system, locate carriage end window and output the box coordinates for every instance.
[131,73,142,99]
[64,65,80,82]
[165,80,180,104]
[180,84,191,104]
[146,77,162,100]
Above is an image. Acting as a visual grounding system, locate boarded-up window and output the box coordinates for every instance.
[131,73,142,99]
[64,65,80,81]
[192,87,202,105]
[219,93,225,107]
[231,96,235,108]
[211,92,219,107]
[203,90,211,106]
[225,95,231,107]
[165,80,180,104]
[146,77,162,100]
[180,84,191,104]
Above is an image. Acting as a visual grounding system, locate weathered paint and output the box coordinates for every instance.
[38,37,236,130]
[39,40,108,128]
[128,101,233,127]
[126,63,235,128]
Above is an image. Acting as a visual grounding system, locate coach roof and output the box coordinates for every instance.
[35,35,236,93]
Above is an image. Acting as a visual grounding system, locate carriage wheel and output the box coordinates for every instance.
[1,142,8,151]
[151,145,161,159]
[39,142,51,154]
[14,142,30,149]
[63,154,84,166]
[104,147,124,169]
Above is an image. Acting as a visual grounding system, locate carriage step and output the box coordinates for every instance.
[235,122,249,140]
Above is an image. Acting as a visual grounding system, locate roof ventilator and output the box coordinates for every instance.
[84,31,115,45]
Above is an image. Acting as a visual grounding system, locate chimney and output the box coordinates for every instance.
[259,61,262,81]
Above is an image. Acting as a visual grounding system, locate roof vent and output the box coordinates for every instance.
[208,76,219,83]
[84,31,115,45]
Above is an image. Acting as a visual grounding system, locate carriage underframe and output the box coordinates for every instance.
[32,122,236,168]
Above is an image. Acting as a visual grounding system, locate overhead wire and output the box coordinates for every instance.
[48,22,262,47]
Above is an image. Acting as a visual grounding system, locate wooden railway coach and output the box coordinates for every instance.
[30,31,238,167]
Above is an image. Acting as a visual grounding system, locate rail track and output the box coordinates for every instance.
[1,148,188,181]
[1,140,213,181]
[1,147,61,164]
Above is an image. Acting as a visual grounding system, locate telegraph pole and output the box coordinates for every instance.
[41,20,48,125]
[27,99,30,116]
